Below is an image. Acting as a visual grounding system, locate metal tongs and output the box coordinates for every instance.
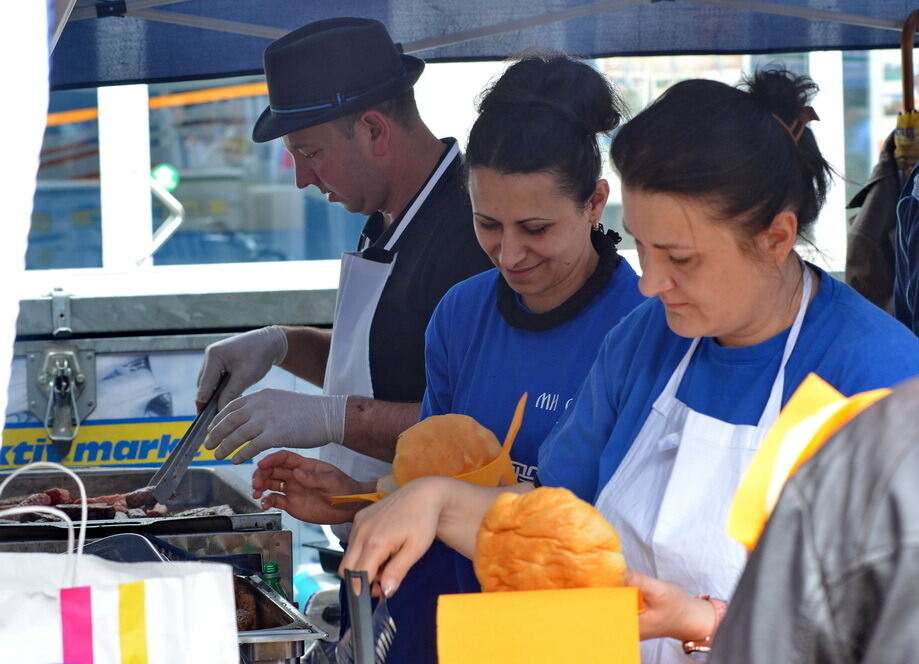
[150,372,229,505]
[336,570,396,664]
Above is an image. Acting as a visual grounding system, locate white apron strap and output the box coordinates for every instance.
[757,263,813,426]
[383,141,460,251]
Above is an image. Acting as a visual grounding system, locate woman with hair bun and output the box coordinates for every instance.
[426,53,643,502]
[424,53,646,598]
[541,65,919,663]
[254,53,644,664]
[340,67,919,663]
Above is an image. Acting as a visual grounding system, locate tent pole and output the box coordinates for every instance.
[50,0,78,52]
[125,9,286,39]
[689,0,901,32]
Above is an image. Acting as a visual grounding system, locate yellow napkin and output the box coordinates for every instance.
[437,587,640,664]
[728,373,891,550]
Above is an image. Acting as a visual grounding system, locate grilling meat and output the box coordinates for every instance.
[235,577,258,631]
[125,486,156,508]
[81,494,129,512]
[72,485,157,513]
[2,486,234,522]
[43,488,72,505]
[0,492,52,522]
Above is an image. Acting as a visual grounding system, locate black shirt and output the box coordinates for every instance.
[358,138,493,402]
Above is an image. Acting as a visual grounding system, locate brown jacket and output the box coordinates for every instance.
[845,132,900,313]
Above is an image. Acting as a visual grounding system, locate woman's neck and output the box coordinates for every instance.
[716,256,815,348]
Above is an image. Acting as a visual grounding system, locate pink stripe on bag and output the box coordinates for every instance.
[61,586,94,664]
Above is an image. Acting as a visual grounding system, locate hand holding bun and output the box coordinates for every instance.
[391,414,501,487]
[475,487,627,592]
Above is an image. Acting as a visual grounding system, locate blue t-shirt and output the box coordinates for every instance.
[538,266,919,503]
[421,260,645,480]
[422,245,644,595]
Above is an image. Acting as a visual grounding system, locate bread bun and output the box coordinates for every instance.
[474,487,627,592]
[392,414,501,487]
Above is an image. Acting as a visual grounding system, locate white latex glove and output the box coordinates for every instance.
[204,389,348,464]
[196,326,288,410]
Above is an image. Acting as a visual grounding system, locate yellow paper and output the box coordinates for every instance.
[729,373,890,550]
[437,587,640,664]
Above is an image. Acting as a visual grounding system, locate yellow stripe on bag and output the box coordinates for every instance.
[119,581,148,664]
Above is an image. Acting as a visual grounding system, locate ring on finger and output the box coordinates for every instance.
[279,480,286,493]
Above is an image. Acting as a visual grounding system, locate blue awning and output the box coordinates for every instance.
[51,0,916,90]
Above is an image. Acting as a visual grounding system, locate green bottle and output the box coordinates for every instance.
[261,561,289,600]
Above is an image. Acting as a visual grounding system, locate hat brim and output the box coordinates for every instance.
[252,54,424,143]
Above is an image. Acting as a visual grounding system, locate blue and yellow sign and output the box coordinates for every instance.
[1,417,236,470]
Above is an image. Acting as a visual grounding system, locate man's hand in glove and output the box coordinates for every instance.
[196,326,288,411]
[204,389,347,464]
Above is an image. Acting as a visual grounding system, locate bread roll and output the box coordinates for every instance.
[392,414,501,487]
[474,487,627,592]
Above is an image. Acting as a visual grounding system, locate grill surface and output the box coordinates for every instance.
[0,466,281,541]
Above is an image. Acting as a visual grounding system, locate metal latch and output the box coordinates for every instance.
[27,345,97,459]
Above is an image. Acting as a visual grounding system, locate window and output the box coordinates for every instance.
[31,88,102,269]
[29,51,912,280]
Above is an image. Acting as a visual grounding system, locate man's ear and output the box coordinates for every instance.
[356,110,391,157]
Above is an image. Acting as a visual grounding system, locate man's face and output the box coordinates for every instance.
[281,121,379,215]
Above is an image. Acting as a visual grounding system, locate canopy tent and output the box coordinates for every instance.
[52,0,915,90]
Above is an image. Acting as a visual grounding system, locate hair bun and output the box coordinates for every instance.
[477,54,621,136]
[743,66,818,126]
[466,53,625,204]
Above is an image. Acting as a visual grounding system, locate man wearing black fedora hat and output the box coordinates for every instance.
[196,16,492,662]
[199,15,490,465]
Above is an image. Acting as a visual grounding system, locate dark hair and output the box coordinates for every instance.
[610,66,832,241]
[466,54,624,205]
[334,89,420,136]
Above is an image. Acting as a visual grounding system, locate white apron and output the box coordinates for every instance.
[595,266,812,664]
[321,141,461,487]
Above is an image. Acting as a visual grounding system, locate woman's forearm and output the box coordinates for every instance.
[437,480,533,559]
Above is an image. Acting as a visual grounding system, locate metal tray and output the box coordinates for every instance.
[238,574,327,664]
[0,467,281,541]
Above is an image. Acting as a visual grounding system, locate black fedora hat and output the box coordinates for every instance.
[252,17,424,143]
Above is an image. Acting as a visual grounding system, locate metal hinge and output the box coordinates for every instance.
[51,287,73,337]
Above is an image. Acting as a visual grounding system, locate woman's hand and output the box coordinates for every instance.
[339,476,453,598]
[251,450,369,524]
[625,569,716,642]
[339,478,529,598]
